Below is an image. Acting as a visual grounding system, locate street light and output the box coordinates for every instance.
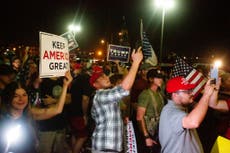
[68,24,81,36]
[100,39,105,45]
[154,0,175,63]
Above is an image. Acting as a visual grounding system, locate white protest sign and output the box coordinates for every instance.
[61,31,79,51]
[39,32,69,78]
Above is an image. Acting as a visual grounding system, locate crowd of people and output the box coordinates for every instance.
[0,47,229,153]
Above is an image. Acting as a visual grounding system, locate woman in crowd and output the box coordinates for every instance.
[0,81,38,153]
[28,71,72,120]
[0,71,72,153]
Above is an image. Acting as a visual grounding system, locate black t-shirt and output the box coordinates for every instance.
[37,77,67,131]
[67,73,94,116]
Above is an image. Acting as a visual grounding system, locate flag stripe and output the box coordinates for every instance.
[193,78,206,93]
[188,71,203,84]
[186,69,197,81]
[193,79,207,97]
[192,73,204,84]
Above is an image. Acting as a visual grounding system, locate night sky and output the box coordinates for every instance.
[0,0,230,63]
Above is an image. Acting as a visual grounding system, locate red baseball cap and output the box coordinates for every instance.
[166,76,196,93]
[90,65,104,87]
[92,65,103,73]
[90,72,104,87]
[72,63,82,70]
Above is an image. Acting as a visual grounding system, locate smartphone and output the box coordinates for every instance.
[210,66,218,84]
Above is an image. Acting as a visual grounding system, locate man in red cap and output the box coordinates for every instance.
[159,76,218,153]
[89,47,143,153]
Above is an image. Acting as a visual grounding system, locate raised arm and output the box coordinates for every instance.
[30,71,73,120]
[210,99,229,112]
[209,78,229,112]
[182,79,215,129]
[121,47,143,90]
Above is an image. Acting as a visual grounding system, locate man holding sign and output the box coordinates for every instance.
[90,47,143,153]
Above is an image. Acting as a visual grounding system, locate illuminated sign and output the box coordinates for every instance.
[107,44,131,63]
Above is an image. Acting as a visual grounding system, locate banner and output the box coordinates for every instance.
[61,31,79,51]
[125,121,137,153]
[107,44,131,63]
[39,32,69,78]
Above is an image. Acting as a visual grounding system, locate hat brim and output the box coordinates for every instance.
[167,83,196,93]
[176,84,196,93]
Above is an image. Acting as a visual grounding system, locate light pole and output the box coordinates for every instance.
[160,7,165,64]
[155,0,175,63]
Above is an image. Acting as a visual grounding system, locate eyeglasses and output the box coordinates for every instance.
[176,89,193,94]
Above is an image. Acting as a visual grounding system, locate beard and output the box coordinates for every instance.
[181,97,194,107]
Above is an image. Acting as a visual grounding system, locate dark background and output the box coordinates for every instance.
[0,0,229,63]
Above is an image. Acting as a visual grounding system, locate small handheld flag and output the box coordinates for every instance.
[171,56,207,98]
[140,20,158,66]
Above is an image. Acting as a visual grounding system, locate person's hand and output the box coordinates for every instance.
[131,46,143,65]
[63,70,73,86]
[215,77,221,90]
[145,137,157,147]
[114,60,120,65]
[203,79,215,97]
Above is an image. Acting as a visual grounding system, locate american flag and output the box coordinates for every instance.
[171,56,207,98]
[142,31,152,58]
[140,20,158,66]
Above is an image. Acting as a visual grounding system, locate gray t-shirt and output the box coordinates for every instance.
[159,100,204,153]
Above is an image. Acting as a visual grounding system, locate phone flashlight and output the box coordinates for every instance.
[3,124,23,153]
[210,60,222,84]
[5,124,22,144]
